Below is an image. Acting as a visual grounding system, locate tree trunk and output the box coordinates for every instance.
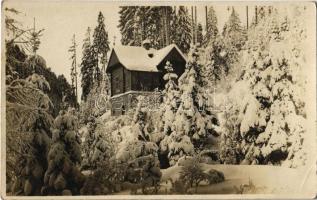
[165,7,170,45]
[246,6,249,30]
[194,6,197,44]
[205,6,208,32]
[255,6,258,25]
[191,6,194,45]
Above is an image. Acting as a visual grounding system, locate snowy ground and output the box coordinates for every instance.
[116,164,316,195]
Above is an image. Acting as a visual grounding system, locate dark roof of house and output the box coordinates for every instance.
[106,44,187,73]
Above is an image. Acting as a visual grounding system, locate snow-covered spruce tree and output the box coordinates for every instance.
[153,61,180,166]
[203,6,218,47]
[218,85,246,164]
[80,27,95,101]
[92,11,110,85]
[169,7,178,44]
[201,7,230,84]
[118,6,136,46]
[222,7,247,73]
[175,6,192,54]
[42,108,85,195]
[161,61,180,135]
[116,96,159,162]
[81,117,96,169]
[68,34,78,101]
[160,46,218,166]
[114,97,161,193]
[202,36,229,85]
[196,23,204,46]
[118,6,151,47]
[81,117,109,170]
[7,72,53,195]
[220,7,308,167]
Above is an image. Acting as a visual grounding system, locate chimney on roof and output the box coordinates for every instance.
[142,39,154,58]
[142,39,151,50]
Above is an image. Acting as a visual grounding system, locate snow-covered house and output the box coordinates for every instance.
[106,42,187,115]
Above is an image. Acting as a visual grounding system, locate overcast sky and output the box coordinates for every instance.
[5,1,255,100]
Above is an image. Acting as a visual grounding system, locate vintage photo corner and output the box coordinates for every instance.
[1,0,316,199]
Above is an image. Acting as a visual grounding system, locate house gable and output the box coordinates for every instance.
[107,50,120,73]
[156,47,186,77]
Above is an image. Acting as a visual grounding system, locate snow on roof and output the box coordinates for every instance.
[108,44,186,72]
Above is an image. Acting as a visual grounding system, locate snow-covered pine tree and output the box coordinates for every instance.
[6,19,54,194]
[118,6,149,47]
[68,34,78,100]
[119,6,175,49]
[118,6,137,45]
[220,7,309,168]
[161,61,180,135]
[175,6,192,54]
[147,6,169,49]
[42,108,84,195]
[196,23,203,46]
[156,61,180,167]
[160,46,218,166]
[114,97,161,192]
[169,7,178,45]
[92,12,110,85]
[218,88,245,164]
[118,6,180,49]
[7,72,53,195]
[115,96,159,163]
[222,7,247,73]
[202,38,230,84]
[203,6,218,47]
[80,27,94,101]
[81,117,96,169]
[81,117,109,170]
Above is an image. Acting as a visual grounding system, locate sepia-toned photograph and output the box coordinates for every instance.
[1,0,316,198]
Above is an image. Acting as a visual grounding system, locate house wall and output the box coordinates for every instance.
[124,68,132,91]
[110,91,162,116]
[131,71,162,91]
[110,64,124,96]
[157,48,186,78]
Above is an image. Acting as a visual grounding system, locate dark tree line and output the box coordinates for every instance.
[118,6,194,54]
[6,36,77,117]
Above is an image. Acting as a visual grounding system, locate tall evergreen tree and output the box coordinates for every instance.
[196,23,203,46]
[176,6,192,54]
[92,12,110,85]
[68,34,78,101]
[7,73,53,195]
[42,109,84,195]
[169,7,178,44]
[161,61,180,135]
[219,8,308,167]
[80,27,94,101]
[222,7,247,67]
[160,47,218,166]
[203,6,218,46]
[118,6,137,46]
[118,6,175,49]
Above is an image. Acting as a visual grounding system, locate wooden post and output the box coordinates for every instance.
[165,7,169,46]
[191,6,194,44]
[73,35,78,101]
[195,6,197,44]
[246,6,249,30]
[205,6,208,32]
[255,6,258,25]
